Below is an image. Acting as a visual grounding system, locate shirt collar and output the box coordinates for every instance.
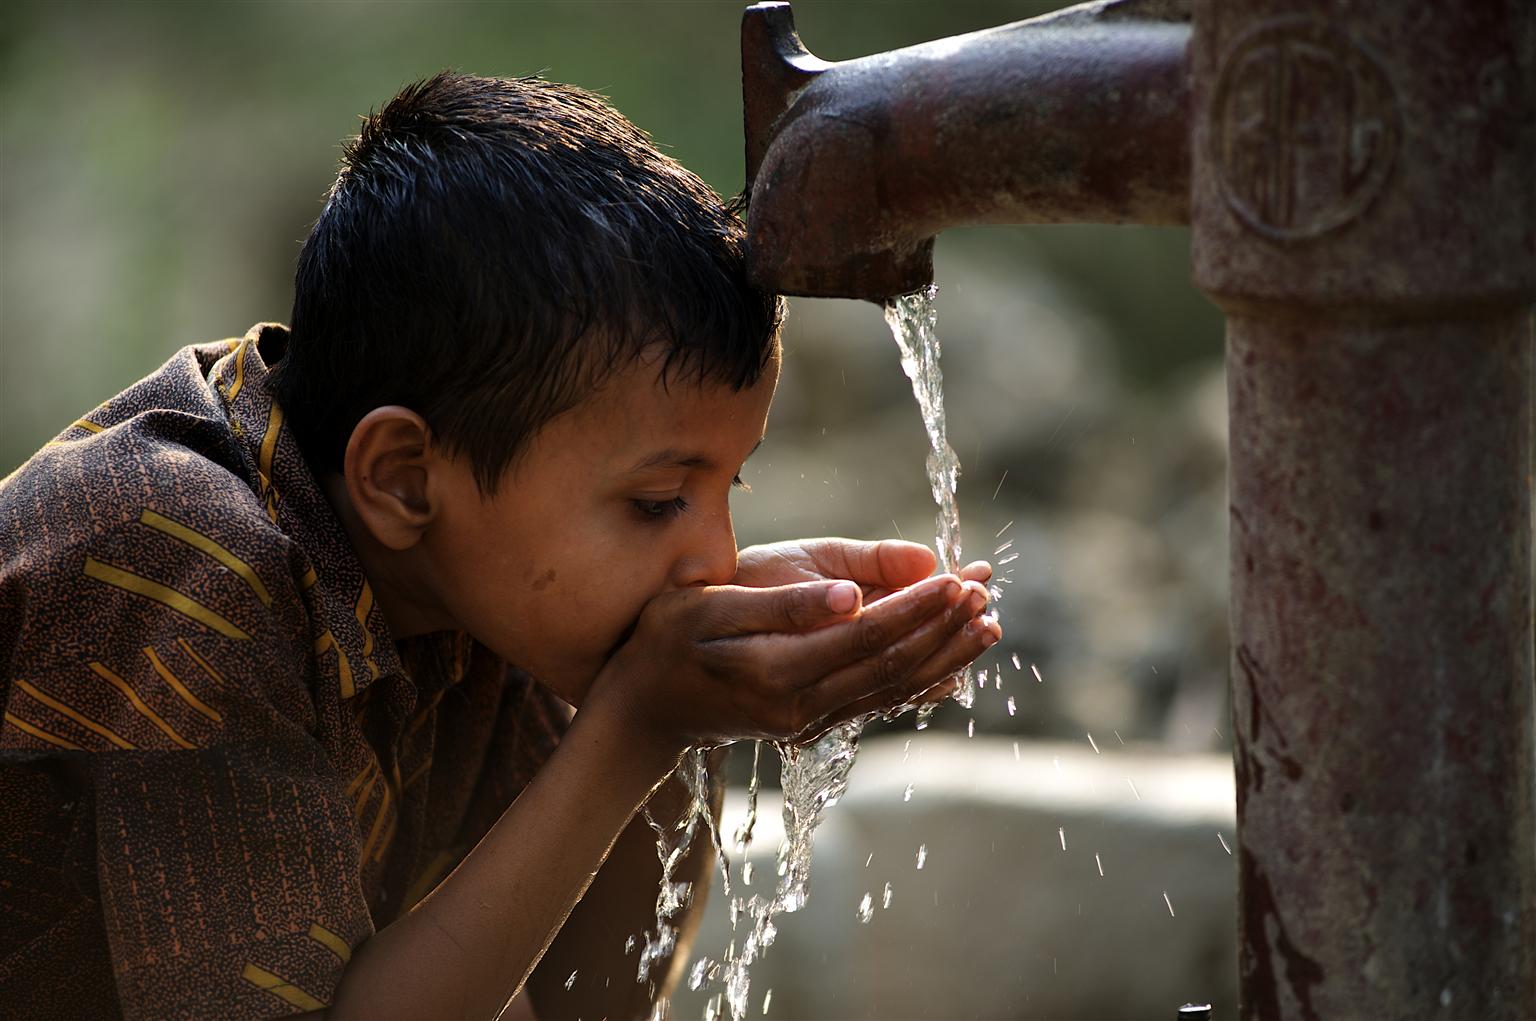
[207,323,405,697]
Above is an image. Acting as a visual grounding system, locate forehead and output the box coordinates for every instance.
[532,350,780,470]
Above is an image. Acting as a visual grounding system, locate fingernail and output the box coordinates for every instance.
[826,582,859,614]
[943,579,962,605]
[981,629,999,649]
[967,587,987,614]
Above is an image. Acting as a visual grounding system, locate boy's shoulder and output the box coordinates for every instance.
[1,339,286,588]
[0,337,325,692]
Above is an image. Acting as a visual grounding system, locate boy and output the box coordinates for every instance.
[0,73,998,1020]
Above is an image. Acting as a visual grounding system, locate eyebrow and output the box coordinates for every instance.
[625,438,764,475]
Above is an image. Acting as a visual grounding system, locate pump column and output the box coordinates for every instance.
[1190,1,1536,1017]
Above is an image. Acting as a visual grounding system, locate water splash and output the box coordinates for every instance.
[884,284,974,709]
[637,748,716,999]
[716,724,861,1021]
[679,287,988,1020]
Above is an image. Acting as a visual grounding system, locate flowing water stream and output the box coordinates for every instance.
[642,285,978,1019]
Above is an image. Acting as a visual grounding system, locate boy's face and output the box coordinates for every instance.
[427,349,780,706]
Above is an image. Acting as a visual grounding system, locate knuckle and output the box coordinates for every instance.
[871,646,904,692]
[856,616,892,658]
[779,588,812,630]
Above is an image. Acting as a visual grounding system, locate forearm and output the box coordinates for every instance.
[528,749,726,1021]
[324,703,683,1021]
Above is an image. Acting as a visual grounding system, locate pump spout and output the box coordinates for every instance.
[741,0,1193,300]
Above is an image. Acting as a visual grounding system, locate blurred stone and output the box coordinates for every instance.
[675,735,1237,1020]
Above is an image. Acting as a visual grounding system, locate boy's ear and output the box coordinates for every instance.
[342,406,441,551]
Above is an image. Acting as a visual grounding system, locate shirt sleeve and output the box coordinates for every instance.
[1,439,373,1019]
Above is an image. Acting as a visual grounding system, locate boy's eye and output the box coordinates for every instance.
[632,496,689,522]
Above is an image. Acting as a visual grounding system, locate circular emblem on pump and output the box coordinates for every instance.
[1212,17,1399,241]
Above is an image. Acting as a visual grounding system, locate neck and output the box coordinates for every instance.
[320,473,458,640]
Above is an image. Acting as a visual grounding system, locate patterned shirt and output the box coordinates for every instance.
[0,324,569,1019]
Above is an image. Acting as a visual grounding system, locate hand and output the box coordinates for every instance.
[587,571,998,756]
[732,538,999,712]
[734,537,994,603]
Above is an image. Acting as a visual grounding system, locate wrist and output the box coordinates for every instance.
[575,670,690,780]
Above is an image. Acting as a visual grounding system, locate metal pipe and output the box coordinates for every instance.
[742,0,1536,1014]
[742,0,1192,299]
[1191,0,1536,1015]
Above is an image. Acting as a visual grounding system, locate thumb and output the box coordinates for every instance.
[702,580,862,636]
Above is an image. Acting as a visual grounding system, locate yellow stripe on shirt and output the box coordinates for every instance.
[83,557,252,641]
[176,637,229,688]
[3,711,83,751]
[138,509,273,606]
[306,923,352,964]
[142,646,222,723]
[241,963,324,1011]
[13,679,134,750]
[87,662,195,750]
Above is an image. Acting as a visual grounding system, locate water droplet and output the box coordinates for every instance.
[903,783,915,802]
[882,882,893,909]
[743,861,755,884]
[857,892,874,923]
[1163,891,1176,917]
[1006,696,1017,716]
[1031,663,1044,683]
[995,520,1013,537]
[998,553,1019,565]
[1218,832,1231,855]
[1010,653,1022,671]
[994,539,1015,556]
[1012,741,1020,761]
[763,989,773,1014]
[915,844,928,869]
[625,935,636,953]
[1058,827,1067,851]
[865,852,874,867]
[967,719,975,737]
[1126,778,1142,800]
[565,970,578,991]
[1086,732,1100,754]
[1440,987,1452,1007]
[1095,853,1104,876]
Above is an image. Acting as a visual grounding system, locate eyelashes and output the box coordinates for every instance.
[631,476,750,523]
[632,496,690,521]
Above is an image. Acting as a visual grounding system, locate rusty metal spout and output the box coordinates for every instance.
[741,0,1536,1017]
[741,0,1193,300]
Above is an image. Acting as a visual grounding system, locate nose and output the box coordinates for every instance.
[671,504,739,589]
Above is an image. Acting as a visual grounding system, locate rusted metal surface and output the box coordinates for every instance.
[742,0,1536,1015]
[741,0,1192,300]
[1192,0,1536,1017]
[1224,315,1533,1020]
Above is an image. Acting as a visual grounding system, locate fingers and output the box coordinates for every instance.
[794,580,992,718]
[802,538,936,593]
[760,573,966,684]
[698,580,863,635]
[960,560,992,584]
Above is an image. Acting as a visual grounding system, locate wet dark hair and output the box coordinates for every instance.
[271,71,784,492]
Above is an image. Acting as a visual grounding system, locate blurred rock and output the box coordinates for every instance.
[674,735,1237,1021]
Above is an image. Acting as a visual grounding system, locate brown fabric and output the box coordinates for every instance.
[0,324,569,1019]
